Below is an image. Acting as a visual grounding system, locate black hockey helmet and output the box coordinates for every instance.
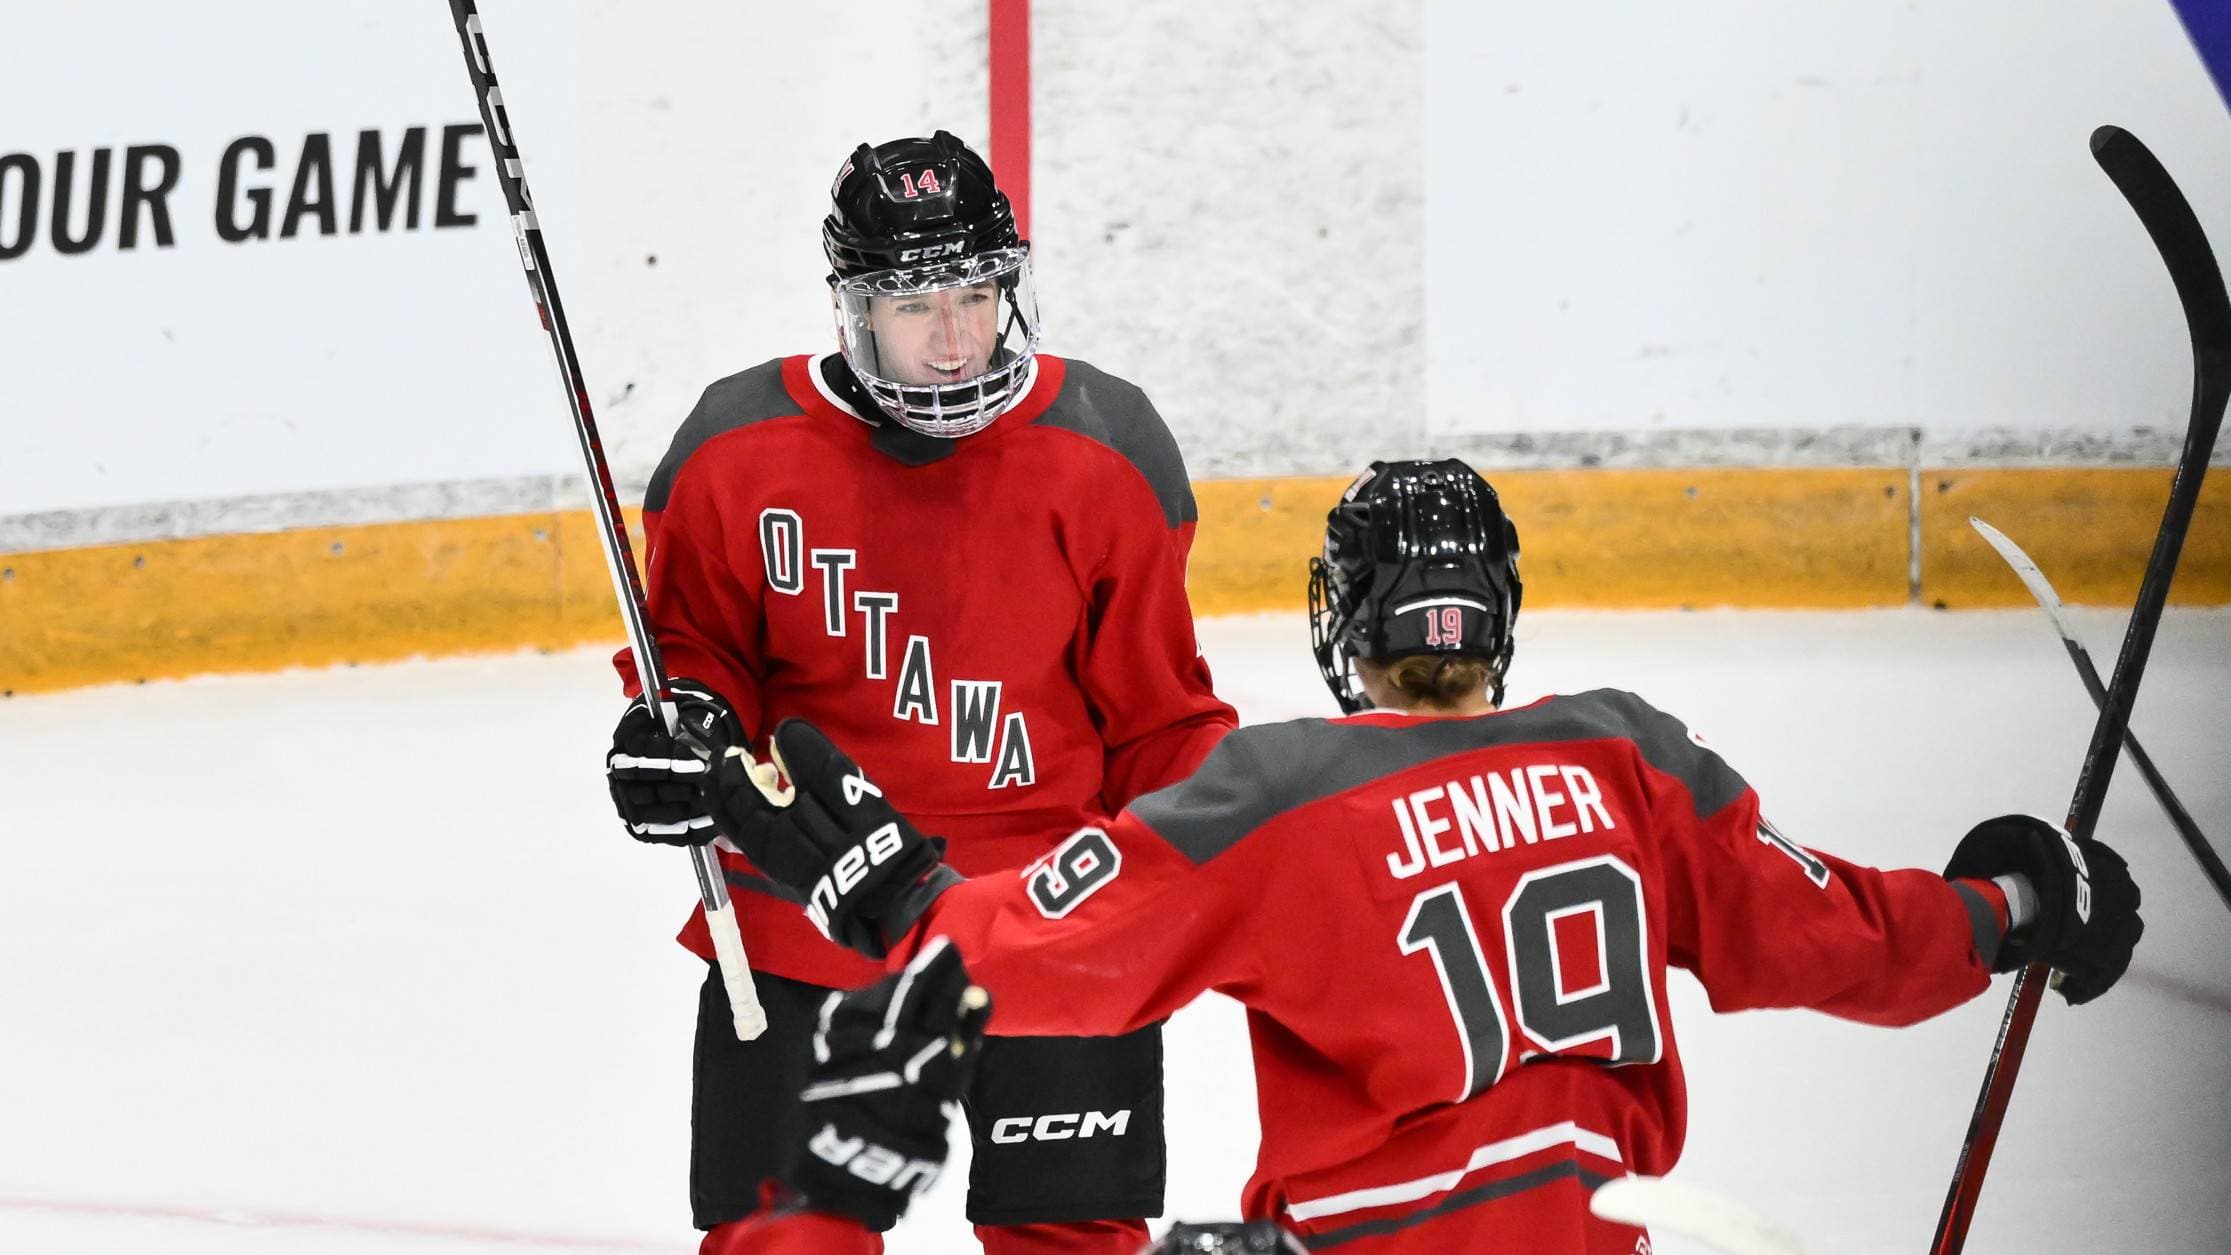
[1307,458,1523,714]
[823,130,1021,279]
[1145,1221,1308,1255]
[821,131,1041,437]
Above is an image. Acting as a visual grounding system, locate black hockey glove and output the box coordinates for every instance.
[702,717,960,958]
[786,939,992,1232]
[1945,814,2142,1005]
[605,681,741,846]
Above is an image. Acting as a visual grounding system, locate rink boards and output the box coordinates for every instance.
[4,466,2228,696]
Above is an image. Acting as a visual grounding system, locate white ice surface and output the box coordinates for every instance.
[2,609,2226,1255]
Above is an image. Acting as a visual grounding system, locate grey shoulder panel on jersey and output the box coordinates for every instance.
[1567,688,1752,820]
[1127,690,1752,865]
[1033,358,1196,528]
[644,360,798,511]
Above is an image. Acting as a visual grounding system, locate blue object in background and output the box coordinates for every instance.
[2171,0,2231,113]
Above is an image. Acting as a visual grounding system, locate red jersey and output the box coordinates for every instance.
[898,689,2002,1252]
[621,352,1236,988]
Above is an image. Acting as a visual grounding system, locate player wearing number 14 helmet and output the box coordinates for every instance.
[698,458,2144,1253]
[602,130,1234,1255]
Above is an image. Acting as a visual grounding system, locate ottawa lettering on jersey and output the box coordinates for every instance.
[760,507,1036,790]
[1386,762,1618,880]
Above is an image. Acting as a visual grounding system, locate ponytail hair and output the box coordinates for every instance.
[1377,653,1498,709]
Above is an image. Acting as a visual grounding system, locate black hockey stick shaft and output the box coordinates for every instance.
[1929,125,2230,1255]
[444,1,765,1038]
[1969,518,2231,915]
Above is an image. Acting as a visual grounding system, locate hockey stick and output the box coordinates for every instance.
[1969,517,2231,916]
[445,2,766,1040]
[1928,125,2230,1255]
[1590,1176,1808,1255]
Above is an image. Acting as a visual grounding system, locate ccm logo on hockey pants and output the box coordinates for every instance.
[988,1109,1132,1144]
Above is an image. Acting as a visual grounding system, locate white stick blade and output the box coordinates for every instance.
[1968,517,2083,641]
[1589,1176,1807,1255]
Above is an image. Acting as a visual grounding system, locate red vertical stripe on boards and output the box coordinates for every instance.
[988,0,1032,240]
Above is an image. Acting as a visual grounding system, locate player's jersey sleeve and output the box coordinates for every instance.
[611,364,792,736]
[896,744,1277,1036]
[1075,499,1232,809]
[1609,692,1996,1025]
[1034,360,1236,809]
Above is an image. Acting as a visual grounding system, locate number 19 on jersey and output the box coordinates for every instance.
[1397,854,1662,1103]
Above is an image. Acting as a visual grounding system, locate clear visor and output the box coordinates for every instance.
[832,248,1041,437]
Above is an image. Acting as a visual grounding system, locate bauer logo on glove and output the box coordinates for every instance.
[800,818,912,939]
[2051,823,2093,923]
[784,939,993,1230]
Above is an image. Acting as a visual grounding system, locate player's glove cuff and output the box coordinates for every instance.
[819,836,952,960]
[857,861,964,962]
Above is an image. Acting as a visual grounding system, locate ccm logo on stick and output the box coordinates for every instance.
[989,1110,1132,1144]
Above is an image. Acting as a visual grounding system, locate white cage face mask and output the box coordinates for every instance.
[832,247,1042,438]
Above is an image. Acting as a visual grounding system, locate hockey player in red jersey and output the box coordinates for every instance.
[602,131,1236,1255]
[687,458,2144,1253]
